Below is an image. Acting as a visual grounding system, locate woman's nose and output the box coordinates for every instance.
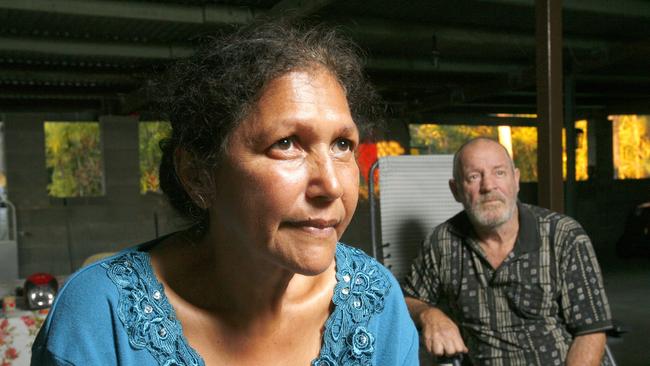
[306,153,344,201]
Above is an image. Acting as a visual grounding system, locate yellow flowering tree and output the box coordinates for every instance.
[610,115,650,179]
[139,121,172,194]
[44,122,103,197]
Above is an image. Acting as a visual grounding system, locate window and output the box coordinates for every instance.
[44,122,104,197]
[409,121,589,182]
[609,114,650,180]
[409,124,539,181]
[563,120,589,181]
[139,121,171,194]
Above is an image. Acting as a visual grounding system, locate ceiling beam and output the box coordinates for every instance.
[576,74,650,84]
[0,0,257,24]
[0,35,530,74]
[404,65,536,111]
[343,18,609,52]
[265,0,335,19]
[0,36,193,59]
[366,57,526,74]
[504,90,650,99]
[0,91,118,100]
[407,34,650,112]
[0,70,136,85]
[606,97,650,114]
[478,0,650,18]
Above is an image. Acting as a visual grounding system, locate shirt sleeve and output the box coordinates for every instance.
[402,226,444,306]
[557,223,613,336]
[31,264,121,366]
[30,347,76,366]
[371,266,420,366]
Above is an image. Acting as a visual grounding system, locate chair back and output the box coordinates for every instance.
[369,155,462,282]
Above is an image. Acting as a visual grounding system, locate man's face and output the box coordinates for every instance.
[451,140,520,230]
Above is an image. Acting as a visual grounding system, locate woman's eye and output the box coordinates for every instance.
[272,137,294,151]
[333,138,353,153]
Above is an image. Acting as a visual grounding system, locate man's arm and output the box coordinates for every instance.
[566,332,606,366]
[405,296,468,357]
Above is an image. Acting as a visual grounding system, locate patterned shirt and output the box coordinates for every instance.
[404,203,612,366]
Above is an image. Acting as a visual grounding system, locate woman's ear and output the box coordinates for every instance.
[174,148,211,209]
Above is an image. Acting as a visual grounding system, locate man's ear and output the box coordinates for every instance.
[174,148,211,209]
[449,179,462,203]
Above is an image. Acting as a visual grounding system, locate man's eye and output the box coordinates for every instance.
[496,170,506,176]
[272,137,294,151]
[468,174,479,181]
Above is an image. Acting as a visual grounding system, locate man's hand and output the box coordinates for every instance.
[405,297,468,357]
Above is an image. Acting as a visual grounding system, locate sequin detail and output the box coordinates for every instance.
[102,252,203,366]
[312,245,391,366]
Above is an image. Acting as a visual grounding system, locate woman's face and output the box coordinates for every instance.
[209,67,360,275]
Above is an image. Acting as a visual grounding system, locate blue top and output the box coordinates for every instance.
[32,242,419,366]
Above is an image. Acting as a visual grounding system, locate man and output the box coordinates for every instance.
[404,138,612,365]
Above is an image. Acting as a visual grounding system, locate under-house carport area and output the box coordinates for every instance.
[0,0,648,365]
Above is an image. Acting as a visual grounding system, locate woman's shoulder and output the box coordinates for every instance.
[323,243,418,366]
[32,247,145,363]
[333,242,403,309]
[335,242,399,288]
[52,235,168,310]
[41,248,144,327]
[334,242,382,268]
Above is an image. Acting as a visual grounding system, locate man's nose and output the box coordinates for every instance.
[479,173,496,192]
[306,152,344,201]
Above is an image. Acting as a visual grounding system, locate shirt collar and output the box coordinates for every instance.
[513,202,540,254]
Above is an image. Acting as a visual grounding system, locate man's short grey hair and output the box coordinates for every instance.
[452,137,516,182]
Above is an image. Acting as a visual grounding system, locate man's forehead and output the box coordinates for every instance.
[460,140,512,165]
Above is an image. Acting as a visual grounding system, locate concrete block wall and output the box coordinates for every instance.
[4,113,186,277]
[3,112,645,276]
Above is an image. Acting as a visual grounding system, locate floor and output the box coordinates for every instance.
[600,256,650,366]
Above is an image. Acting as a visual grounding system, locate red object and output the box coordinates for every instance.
[357,142,378,183]
[26,273,56,286]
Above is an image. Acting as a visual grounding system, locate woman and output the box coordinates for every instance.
[32,21,418,366]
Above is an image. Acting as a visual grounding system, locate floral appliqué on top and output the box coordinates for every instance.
[102,252,203,366]
[102,244,390,366]
[312,245,391,366]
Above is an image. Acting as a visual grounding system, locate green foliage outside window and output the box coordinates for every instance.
[44,122,104,197]
[409,124,539,182]
[410,123,589,183]
[409,124,498,154]
[511,126,538,182]
[139,121,171,194]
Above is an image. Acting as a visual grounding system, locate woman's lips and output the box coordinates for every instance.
[284,219,339,237]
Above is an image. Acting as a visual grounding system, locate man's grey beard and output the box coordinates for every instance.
[465,197,517,230]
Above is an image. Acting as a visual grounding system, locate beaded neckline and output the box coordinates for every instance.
[102,243,390,366]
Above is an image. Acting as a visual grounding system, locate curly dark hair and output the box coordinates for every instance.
[158,20,384,227]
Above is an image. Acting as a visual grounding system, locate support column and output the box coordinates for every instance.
[536,0,564,212]
[564,72,576,217]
